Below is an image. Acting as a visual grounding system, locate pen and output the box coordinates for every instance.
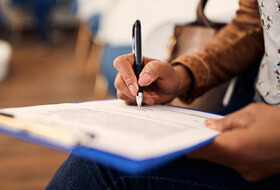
[132,20,143,108]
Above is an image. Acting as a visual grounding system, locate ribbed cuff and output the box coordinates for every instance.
[171,62,195,103]
[171,54,211,103]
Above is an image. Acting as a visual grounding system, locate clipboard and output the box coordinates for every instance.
[0,99,222,174]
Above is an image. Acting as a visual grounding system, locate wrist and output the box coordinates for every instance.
[172,63,194,97]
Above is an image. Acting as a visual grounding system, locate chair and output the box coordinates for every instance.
[0,0,74,43]
[74,0,117,67]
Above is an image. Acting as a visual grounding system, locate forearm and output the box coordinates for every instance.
[172,0,264,103]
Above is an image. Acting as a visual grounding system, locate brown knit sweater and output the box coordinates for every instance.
[171,0,264,103]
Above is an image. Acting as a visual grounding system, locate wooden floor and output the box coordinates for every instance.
[0,31,112,189]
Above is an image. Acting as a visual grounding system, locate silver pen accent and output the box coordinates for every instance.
[136,92,143,108]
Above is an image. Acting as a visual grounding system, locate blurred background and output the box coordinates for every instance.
[0,0,238,189]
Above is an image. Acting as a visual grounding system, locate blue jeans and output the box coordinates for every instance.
[47,153,280,189]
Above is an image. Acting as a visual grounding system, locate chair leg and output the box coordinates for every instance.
[92,73,113,99]
[10,11,25,44]
[85,42,103,88]
[74,22,92,67]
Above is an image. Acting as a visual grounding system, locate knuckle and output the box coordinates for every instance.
[144,61,161,78]
[242,174,255,182]
[114,54,134,69]
[117,91,135,103]
[239,103,260,120]
[117,91,126,100]
[114,78,121,90]
[246,103,260,112]
[219,117,234,129]
[222,117,232,126]
[113,56,123,69]
[146,61,161,71]
[122,75,135,86]
[240,170,260,182]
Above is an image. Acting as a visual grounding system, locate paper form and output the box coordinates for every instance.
[0,99,222,160]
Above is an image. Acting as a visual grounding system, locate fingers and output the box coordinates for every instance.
[188,128,249,166]
[116,73,159,105]
[114,53,138,96]
[188,127,267,181]
[143,91,160,104]
[190,104,280,182]
[117,91,135,105]
[115,73,136,101]
[117,91,158,105]
[114,54,159,95]
[114,54,175,105]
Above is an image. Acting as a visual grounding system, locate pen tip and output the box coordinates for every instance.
[136,92,143,109]
[136,98,142,109]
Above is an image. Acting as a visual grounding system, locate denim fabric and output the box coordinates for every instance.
[101,45,132,96]
[47,153,280,190]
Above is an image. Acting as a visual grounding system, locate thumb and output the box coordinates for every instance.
[204,118,234,132]
[205,110,252,132]
[139,60,174,87]
[138,61,163,87]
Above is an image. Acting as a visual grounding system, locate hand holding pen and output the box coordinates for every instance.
[113,20,193,106]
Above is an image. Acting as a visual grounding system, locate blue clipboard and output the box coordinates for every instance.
[0,99,221,174]
[0,123,216,174]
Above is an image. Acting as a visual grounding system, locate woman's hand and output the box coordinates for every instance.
[189,103,280,181]
[114,53,192,105]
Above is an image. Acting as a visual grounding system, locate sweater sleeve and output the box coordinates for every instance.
[171,0,264,103]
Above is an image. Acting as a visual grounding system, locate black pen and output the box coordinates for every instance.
[132,20,143,108]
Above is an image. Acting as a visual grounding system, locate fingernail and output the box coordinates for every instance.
[144,98,154,105]
[204,119,218,130]
[139,73,152,86]
[129,85,137,96]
